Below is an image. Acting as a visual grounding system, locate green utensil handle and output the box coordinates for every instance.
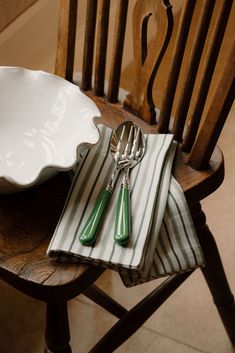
[114,184,131,245]
[79,188,112,245]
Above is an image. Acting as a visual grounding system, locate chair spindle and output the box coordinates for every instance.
[182,0,233,152]
[107,0,129,103]
[81,0,98,91]
[188,41,235,169]
[94,0,111,97]
[158,0,196,133]
[55,0,78,82]
[172,0,215,142]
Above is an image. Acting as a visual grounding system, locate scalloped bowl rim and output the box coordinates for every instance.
[0,66,101,192]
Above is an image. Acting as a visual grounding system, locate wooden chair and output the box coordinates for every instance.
[0,0,234,352]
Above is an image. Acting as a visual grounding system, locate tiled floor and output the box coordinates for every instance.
[0,109,234,353]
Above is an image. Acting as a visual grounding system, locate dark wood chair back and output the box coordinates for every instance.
[55,0,234,170]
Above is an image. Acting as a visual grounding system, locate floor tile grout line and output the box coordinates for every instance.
[141,325,211,353]
[72,296,211,353]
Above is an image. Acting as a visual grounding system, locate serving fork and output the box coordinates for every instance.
[114,125,145,245]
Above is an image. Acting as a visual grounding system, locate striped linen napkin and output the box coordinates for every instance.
[47,125,204,287]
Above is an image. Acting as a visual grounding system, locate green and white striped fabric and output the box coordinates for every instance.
[47,125,204,287]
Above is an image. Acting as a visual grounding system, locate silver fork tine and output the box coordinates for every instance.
[130,126,140,159]
[121,126,139,187]
[116,125,126,156]
[112,125,126,163]
[109,125,133,186]
[123,126,134,156]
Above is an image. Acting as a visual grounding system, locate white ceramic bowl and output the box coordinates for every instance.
[0,66,101,193]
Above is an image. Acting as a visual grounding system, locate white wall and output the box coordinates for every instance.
[0,0,59,72]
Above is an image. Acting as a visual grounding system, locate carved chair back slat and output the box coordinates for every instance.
[123,0,173,124]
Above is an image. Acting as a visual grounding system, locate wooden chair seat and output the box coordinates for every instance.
[0,173,105,302]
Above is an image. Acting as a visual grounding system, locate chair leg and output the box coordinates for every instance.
[44,301,72,353]
[191,203,235,345]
